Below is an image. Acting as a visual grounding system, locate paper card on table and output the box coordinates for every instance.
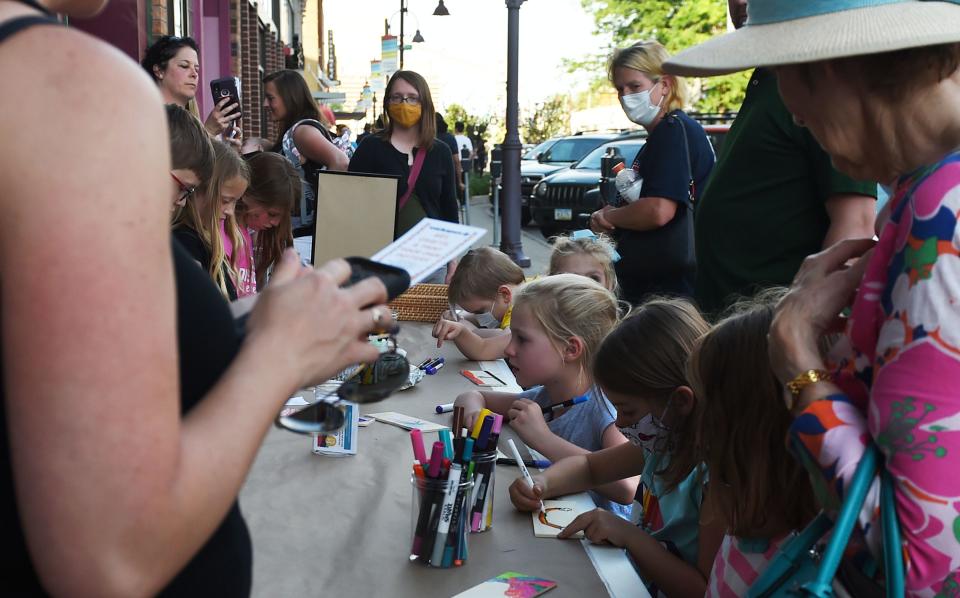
[532,500,590,538]
[460,370,506,387]
[312,402,359,457]
[365,411,448,432]
[452,571,557,598]
[478,359,522,392]
[371,218,485,285]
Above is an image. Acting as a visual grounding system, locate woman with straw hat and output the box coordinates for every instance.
[666,1,960,594]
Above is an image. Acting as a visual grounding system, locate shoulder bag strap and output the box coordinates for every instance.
[672,112,695,211]
[398,147,427,210]
[805,442,903,598]
[290,118,333,142]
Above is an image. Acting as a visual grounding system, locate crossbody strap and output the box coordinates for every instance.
[398,147,427,210]
[671,112,695,211]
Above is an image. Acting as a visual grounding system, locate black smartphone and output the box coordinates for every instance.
[210,76,242,117]
[344,256,410,302]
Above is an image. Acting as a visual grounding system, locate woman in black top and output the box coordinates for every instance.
[142,34,240,138]
[0,0,393,594]
[589,41,715,304]
[349,70,459,282]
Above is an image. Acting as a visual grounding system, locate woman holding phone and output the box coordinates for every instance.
[0,0,393,595]
[142,34,241,138]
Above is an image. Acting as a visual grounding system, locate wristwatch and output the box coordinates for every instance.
[785,369,832,410]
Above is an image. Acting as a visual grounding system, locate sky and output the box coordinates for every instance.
[324,0,611,118]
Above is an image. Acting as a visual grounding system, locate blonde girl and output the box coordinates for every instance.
[454,274,638,517]
[548,231,619,293]
[238,152,300,286]
[689,294,816,597]
[173,138,250,300]
[509,298,725,597]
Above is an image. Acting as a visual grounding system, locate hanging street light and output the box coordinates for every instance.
[433,0,450,16]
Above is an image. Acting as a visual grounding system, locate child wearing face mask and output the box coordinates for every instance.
[548,230,620,294]
[173,138,251,300]
[508,298,725,598]
[433,247,525,360]
[454,275,638,518]
[688,293,817,597]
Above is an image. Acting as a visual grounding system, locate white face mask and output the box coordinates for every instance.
[474,311,500,329]
[618,399,671,453]
[620,81,664,127]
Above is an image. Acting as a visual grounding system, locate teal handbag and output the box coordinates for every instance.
[747,442,904,597]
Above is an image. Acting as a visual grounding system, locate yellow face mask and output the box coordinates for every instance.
[388,103,422,128]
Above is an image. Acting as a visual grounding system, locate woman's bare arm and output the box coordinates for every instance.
[1,28,384,597]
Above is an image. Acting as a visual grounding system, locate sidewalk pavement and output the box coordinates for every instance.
[459,195,553,276]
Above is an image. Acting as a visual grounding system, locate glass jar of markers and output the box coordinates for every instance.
[410,474,474,568]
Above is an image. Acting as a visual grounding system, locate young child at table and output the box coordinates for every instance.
[173,139,252,300]
[508,298,725,597]
[454,274,638,517]
[548,231,619,294]
[432,247,525,360]
[237,152,299,287]
[689,294,816,597]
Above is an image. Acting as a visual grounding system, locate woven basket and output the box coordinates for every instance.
[388,283,449,322]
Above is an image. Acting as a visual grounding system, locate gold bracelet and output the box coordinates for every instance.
[786,369,832,399]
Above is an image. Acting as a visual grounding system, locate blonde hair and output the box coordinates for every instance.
[448,247,525,305]
[513,274,621,377]
[689,290,816,537]
[549,233,619,294]
[594,297,710,490]
[173,139,250,298]
[608,41,690,112]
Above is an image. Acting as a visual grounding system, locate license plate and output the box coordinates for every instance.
[554,208,572,221]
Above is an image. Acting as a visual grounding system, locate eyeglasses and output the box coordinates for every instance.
[276,335,411,434]
[171,172,198,204]
[387,94,421,106]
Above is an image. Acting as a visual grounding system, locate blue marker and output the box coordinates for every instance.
[541,392,590,416]
[426,358,446,375]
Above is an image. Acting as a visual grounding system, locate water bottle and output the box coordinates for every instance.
[612,162,643,203]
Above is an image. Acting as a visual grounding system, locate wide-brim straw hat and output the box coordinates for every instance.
[664,0,960,77]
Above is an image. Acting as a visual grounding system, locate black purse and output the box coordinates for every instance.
[614,112,697,282]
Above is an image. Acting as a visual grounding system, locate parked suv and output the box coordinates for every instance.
[529,134,646,238]
[493,134,614,224]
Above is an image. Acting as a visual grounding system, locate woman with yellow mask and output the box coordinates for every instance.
[349,71,460,283]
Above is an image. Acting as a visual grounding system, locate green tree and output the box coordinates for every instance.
[578,0,748,113]
[522,95,571,144]
[442,104,492,132]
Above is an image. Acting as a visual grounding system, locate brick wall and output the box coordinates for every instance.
[231,0,286,143]
[151,0,168,38]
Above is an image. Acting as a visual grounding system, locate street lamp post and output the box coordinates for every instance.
[500,0,530,267]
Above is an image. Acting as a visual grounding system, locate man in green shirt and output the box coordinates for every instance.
[694,0,876,316]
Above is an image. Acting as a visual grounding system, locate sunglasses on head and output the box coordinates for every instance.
[275,335,411,434]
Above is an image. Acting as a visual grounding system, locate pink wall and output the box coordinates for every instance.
[71,0,147,64]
